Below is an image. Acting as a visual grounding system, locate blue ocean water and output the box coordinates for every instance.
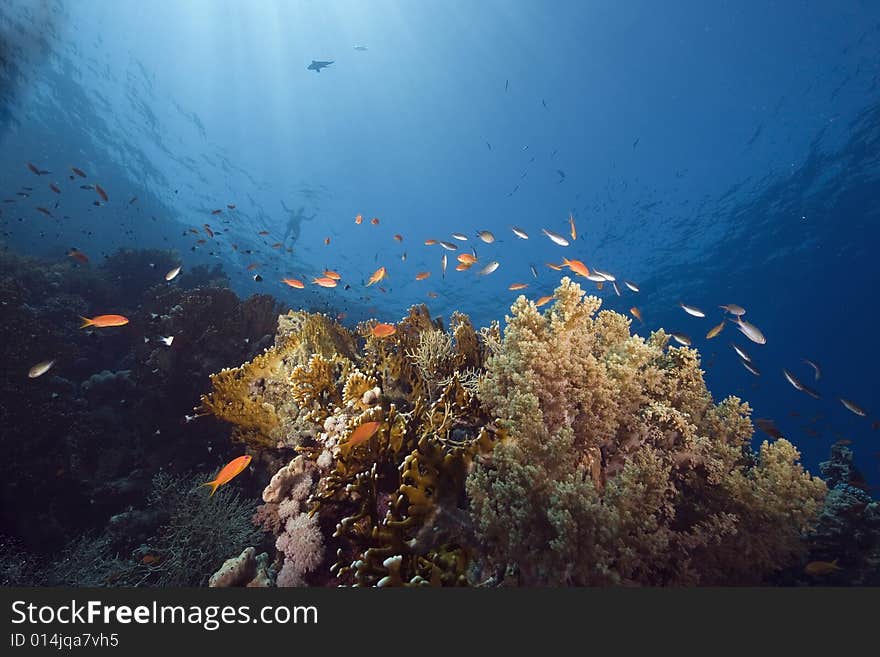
[1,0,878,499]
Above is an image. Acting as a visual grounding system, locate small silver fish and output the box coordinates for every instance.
[541,228,569,247]
[160,336,174,346]
[679,302,706,318]
[439,241,458,251]
[612,281,621,296]
[28,359,55,378]
[802,358,821,380]
[593,269,616,282]
[732,317,766,345]
[624,280,639,293]
[782,369,820,399]
[585,273,606,282]
[165,265,182,281]
[670,332,692,346]
[740,359,760,376]
[478,261,500,276]
[719,304,746,316]
[530,264,538,279]
[839,397,867,417]
[731,343,751,362]
[511,226,529,239]
[451,232,469,241]
[441,253,447,278]
[476,230,495,243]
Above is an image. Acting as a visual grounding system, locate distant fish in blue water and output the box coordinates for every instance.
[308,60,334,73]
[802,358,821,380]
[839,398,867,417]
[353,45,368,51]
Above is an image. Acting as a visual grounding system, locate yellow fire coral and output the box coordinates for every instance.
[466,277,826,585]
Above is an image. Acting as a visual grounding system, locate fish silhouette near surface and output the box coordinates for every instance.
[307,60,334,73]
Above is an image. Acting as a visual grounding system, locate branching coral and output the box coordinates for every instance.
[467,277,826,586]
[207,304,504,586]
[207,277,828,587]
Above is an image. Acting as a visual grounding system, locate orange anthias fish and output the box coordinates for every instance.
[804,559,842,577]
[323,270,341,280]
[630,307,643,323]
[424,239,437,246]
[324,237,331,245]
[95,184,108,202]
[370,217,380,225]
[455,263,472,271]
[509,283,529,290]
[568,212,577,240]
[282,278,305,289]
[545,262,563,271]
[372,323,396,338]
[346,421,382,448]
[457,253,477,265]
[68,248,89,265]
[366,266,386,286]
[80,314,129,328]
[355,214,363,224]
[562,257,589,277]
[535,295,553,307]
[201,455,252,497]
[416,271,431,281]
[313,277,338,288]
[393,234,403,242]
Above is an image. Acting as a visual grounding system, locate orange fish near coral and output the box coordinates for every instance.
[457,253,477,265]
[68,248,90,265]
[568,212,577,241]
[509,283,528,291]
[562,257,589,277]
[80,314,129,329]
[366,266,386,286]
[347,421,381,448]
[804,559,842,577]
[372,323,396,338]
[282,278,305,289]
[201,455,252,497]
[535,295,553,307]
[629,307,643,323]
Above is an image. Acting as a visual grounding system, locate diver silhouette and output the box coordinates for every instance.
[280,201,317,244]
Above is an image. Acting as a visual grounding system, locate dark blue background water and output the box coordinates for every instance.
[2,0,878,490]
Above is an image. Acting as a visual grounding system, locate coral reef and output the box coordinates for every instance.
[466,277,826,585]
[797,445,880,585]
[208,547,273,587]
[0,248,278,557]
[204,278,832,586]
[207,305,504,586]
